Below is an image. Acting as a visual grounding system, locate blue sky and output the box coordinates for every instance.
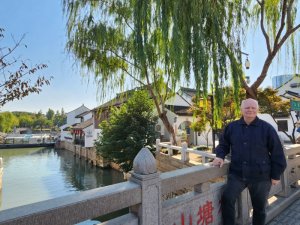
[0,0,99,113]
[0,0,298,113]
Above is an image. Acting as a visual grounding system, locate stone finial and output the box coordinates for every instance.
[133,148,157,175]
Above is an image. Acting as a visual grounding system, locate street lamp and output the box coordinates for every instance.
[241,51,250,69]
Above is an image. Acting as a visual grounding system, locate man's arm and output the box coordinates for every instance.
[268,127,287,181]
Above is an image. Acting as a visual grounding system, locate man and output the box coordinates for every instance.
[211,98,287,225]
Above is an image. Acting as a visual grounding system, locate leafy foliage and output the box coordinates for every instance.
[63,0,245,141]
[46,108,55,120]
[95,91,157,172]
[63,0,300,143]
[0,112,18,132]
[0,28,52,107]
[0,109,66,132]
[190,88,246,133]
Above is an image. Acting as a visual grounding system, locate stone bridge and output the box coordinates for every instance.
[0,142,299,225]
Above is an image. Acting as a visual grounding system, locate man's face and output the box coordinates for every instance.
[241,99,258,120]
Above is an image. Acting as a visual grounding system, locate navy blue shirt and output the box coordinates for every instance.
[215,117,287,181]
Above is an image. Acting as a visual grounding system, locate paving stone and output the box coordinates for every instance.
[267,198,300,225]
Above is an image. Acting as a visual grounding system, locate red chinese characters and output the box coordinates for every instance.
[174,200,216,225]
[197,201,214,225]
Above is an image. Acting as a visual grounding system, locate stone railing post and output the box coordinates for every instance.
[167,143,173,156]
[156,139,161,154]
[181,142,189,162]
[130,148,161,225]
[236,189,251,225]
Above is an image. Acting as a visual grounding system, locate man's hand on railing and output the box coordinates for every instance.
[211,157,224,168]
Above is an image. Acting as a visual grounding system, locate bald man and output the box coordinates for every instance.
[212,98,286,225]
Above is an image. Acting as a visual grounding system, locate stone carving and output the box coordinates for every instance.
[133,148,157,175]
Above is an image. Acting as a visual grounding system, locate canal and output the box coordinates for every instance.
[0,147,125,223]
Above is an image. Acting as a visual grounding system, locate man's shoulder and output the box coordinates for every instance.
[227,119,242,127]
[257,117,276,130]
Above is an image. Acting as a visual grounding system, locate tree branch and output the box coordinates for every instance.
[260,1,272,54]
[121,66,145,87]
[277,23,300,50]
[286,0,295,30]
[274,0,288,47]
[0,34,25,61]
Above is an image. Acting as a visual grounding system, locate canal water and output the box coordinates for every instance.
[0,147,125,223]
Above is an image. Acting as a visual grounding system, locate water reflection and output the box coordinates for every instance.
[0,148,124,210]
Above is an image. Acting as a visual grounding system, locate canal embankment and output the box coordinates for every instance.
[60,141,122,170]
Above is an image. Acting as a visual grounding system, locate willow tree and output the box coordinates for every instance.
[63,1,300,145]
[244,0,300,98]
[63,0,248,144]
[61,1,177,144]
[157,0,300,100]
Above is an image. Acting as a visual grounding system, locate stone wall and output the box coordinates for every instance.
[60,141,110,168]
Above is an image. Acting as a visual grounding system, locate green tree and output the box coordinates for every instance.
[46,108,55,120]
[95,91,157,172]
[34,111,47,131]
[63,0,186,145]
[63,1,300,143]
[190,88,246,135]
[257,88,293,143]
[152,0,300,100]
[53,109,67,127]
[0,112,19,132]
[18,114,34,128]
[0,28,51,107]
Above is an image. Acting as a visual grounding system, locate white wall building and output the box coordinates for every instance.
[66,104,90,126]
[60,104,90,142]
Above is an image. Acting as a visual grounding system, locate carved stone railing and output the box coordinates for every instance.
[156,139,216,163]
[0,145,300,225]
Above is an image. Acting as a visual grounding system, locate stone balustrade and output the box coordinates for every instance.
[156,139,216,164]
[0,145,299,225]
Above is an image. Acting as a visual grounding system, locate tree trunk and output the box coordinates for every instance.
[246,87,258,100]
[159,111,177,145]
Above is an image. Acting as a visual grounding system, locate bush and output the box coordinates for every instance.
[95,91,158,172]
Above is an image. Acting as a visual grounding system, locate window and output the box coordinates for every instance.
[290,83,300,88]
[277,120,288,132]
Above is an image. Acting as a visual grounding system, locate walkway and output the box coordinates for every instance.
[267,197,300,225]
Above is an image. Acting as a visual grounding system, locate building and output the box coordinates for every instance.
[272,74,294,89]
[60,104,90,141]
[272,74,300,142]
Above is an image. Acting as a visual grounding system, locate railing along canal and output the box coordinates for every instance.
[0,143,300,225]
